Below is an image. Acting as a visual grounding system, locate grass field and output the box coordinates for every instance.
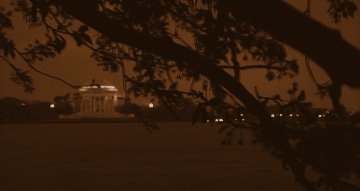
[0,122,305,191]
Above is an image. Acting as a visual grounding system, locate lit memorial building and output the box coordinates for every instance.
[78,85,121,113]
[63,83,133,119]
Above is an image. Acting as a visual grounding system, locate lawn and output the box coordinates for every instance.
[0,122,304,191]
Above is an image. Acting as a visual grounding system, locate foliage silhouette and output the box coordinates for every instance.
[1,1,360,190]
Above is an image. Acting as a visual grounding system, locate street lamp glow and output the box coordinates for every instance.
[50,104,55,108]
[148,103,154,108]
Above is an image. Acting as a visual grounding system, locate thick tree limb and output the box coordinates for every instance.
[56,0,360,118]
[53,2,360,190]
[224,0,360,88]
[57,0,274,123]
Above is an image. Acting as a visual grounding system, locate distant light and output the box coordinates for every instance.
[241,118,245,121]
[215,119,219,122]
[235,118,238,121]
[240,113,244,117]
[296,114,300,117]
[50,104,55,108]
[279,113,283,117]
[206,119,210,123]
[318,114,322,118]
[289,114,293,117]
[79,85,117,92]
[219,118,224,122]
[148,103,154,108]
[271,114,275,118]
[322,114,326,117]
[21,103,26,106]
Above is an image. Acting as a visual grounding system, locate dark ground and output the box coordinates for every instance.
[0,122,304,191]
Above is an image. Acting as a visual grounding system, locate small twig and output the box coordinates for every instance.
[14,48,81,89]
[115,43,130,100]
[0,55,19,71]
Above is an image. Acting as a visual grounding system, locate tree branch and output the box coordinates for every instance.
[224,0,360,88]
[57,0,274,124]
[14,49,81,89]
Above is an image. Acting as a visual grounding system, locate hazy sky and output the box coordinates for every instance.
[0,0,359,111]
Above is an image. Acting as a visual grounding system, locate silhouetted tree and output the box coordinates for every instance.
[0,97,30,121]
[28,100,55,119]
[1,1,360,190]
[53,93,73,114]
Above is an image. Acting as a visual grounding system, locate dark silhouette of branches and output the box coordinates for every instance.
[1,1,360,190]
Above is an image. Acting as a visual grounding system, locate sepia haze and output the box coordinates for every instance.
[0,0,359,111]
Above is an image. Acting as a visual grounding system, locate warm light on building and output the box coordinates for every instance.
[79,85,118,92]
[61,81,133,119]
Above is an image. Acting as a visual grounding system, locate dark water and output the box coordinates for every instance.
[0,122,304,191]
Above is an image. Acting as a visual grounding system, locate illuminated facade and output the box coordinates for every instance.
[78,85,122,113]
[63,84,133,119]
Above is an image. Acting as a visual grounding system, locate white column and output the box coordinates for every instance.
[111,96,116,111]
[100,96,103,112]
[91,96,94,113]
[84,98,87,112]
[94,96,97,112]
[96,96,99,112]
[98,97,100,112]
[107,96,111,112]
[102,96,105,112]
[88,98,91,113]
[81,99,84,112]
[104,96,108,112]
[83,97,86,112]
[94,97,97,112]
[88,97,91,113]
[88,97,90,113]
[108,96,112,112]
[85,98,89,112]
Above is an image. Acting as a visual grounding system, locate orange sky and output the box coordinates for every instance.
[0,0,359,111]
